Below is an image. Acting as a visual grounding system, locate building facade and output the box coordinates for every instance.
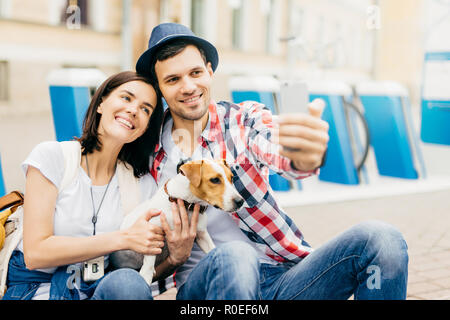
[0,0,385,117]
[0,0,444,192]
[0,0,124,116]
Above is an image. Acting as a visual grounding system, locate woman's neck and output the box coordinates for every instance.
[82,141,122,185]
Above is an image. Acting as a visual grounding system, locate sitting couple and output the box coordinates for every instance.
[3,23,408,300]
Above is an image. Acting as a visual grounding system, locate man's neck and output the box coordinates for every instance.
[171,112,209,157]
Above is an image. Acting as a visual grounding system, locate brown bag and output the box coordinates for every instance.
[0,191,24,249]
[0,191,24,298]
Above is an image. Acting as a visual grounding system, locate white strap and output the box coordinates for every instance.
[116,161,141,216]
[59,141,82,192]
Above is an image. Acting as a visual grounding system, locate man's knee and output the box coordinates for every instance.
[353,220,408,276]
[214,241,259,263]
[209,241,260,298]
[354,220,407,248]
[211,241,260,278]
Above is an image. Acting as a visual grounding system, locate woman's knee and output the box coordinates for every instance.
[92,268,153,300]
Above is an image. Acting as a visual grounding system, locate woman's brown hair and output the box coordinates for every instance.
[78,71,164,178]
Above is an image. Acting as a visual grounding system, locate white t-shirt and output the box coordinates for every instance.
[159,119,275,289]
[18,141,157,300]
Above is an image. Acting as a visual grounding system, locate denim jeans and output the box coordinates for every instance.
[90,268,153,300]
[176,220,409,300]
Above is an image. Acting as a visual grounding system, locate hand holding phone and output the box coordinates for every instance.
[273,81,329,171]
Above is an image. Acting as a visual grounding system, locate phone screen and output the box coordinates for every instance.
[279,81,309,114]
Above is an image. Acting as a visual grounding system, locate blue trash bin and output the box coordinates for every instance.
[229,76,294,191]
[357,81,426,179]
[420,52,450,146]
[0,154,6,197]
[307,81,370,185]
[47,69,106,142]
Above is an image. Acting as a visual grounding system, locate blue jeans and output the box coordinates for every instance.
[176,220,409,300]
[90,269,153,300]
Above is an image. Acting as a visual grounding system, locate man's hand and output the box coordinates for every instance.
[160,199,200,267]
[274,99,329,172]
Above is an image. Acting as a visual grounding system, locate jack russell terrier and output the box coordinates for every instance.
[110,159,244,285]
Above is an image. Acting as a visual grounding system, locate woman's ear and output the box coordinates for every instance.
[97,103,103,114]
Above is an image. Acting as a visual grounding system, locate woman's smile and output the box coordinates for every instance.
[115,115,135,130]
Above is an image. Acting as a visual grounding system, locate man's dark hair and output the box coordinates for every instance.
[151,39,208,85]
[78,71,164,178]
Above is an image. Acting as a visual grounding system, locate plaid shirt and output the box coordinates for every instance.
[150,100,317,265]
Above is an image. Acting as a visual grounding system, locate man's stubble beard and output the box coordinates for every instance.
[170,97,210,122]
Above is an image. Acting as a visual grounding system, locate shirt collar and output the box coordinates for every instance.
[201,100,221,143]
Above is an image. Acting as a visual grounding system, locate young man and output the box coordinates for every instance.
[136,23,408,300]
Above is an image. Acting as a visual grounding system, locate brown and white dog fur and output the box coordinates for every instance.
[110,159,244,285]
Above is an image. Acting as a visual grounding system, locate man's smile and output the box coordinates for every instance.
[179,93,203,106]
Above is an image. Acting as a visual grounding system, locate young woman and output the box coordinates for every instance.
[3,71,186,300]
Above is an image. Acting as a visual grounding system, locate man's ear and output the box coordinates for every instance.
[180,161,203,187]
[206,62,214,77]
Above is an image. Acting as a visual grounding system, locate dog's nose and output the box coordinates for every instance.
[233,198,244,209]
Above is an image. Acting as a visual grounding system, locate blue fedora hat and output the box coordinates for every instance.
[136,23,219,77]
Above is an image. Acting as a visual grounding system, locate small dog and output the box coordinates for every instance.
[110,159,244,285]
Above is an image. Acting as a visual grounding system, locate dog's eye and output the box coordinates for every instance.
[209,177,221,184]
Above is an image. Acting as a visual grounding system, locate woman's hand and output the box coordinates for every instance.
[122,209,165,255]
[160,199,200,267]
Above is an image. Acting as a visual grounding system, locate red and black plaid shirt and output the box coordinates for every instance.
[150,100,317,264]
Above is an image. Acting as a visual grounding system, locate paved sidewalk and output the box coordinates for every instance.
[283,188,450,300]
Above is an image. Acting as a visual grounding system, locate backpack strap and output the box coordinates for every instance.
[59,141,82,191]
[116,161,141,216]
[0,191,24,214]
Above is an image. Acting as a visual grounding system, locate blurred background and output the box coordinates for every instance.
[0,0,449,299]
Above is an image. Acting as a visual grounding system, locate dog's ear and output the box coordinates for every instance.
[180,161,202,187]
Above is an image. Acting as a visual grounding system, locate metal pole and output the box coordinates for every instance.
[121,0,133,71]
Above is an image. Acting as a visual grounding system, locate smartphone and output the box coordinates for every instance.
[278,81,309,115]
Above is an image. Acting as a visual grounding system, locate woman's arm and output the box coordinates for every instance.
[23,166,164,270]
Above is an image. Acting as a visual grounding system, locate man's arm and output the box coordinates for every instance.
[243,99,329,179]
